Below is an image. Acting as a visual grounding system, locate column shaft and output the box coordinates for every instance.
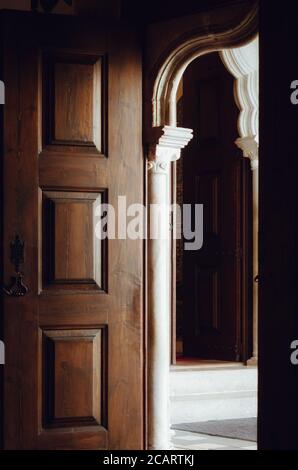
[147,162,170,450]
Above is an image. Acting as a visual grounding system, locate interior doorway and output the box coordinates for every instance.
[167,38,259,449]
[175,51,253,363]
[146,4,258,446]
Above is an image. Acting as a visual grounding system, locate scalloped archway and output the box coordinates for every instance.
[146,5,258,450]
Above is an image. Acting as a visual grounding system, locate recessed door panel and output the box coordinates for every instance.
[41,190,104,291]
[42,327,105,428]
[42,51,106,157]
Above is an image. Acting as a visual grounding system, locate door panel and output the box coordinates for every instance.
[1,12,143,449]
[42,50,106,157]
[182,52,252,361]
[42,327,104,428]
[42,190,103,290]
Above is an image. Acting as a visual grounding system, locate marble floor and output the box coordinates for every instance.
[171,429,257,450]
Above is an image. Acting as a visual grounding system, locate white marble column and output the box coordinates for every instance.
[147,126,192,450]
[236,136,259,366]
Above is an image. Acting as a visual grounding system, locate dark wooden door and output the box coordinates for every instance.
[182,52,252,361]
[1,11,143,449]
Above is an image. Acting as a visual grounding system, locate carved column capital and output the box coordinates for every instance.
[147,126,193,172]
[235,135,259,171]
[147,160,169,174]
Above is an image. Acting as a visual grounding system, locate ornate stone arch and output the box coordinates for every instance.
[147,4,258,450]
[152,4,258,128]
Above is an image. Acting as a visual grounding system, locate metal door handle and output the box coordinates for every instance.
[3,234,29,297]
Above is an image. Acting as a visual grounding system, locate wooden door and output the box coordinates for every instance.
[182,52,252,361]
[1,11,143,449]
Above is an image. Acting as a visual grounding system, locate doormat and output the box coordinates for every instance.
[172,417,257,442]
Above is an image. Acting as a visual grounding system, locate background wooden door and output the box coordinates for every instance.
[182,52,252,361]
[1,11,143,449]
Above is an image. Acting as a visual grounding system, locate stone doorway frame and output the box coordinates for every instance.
[146,5,259,450]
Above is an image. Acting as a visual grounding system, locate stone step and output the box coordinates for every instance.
[170,366,257,424]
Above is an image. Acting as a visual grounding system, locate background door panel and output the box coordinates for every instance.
[182,52,252,361]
